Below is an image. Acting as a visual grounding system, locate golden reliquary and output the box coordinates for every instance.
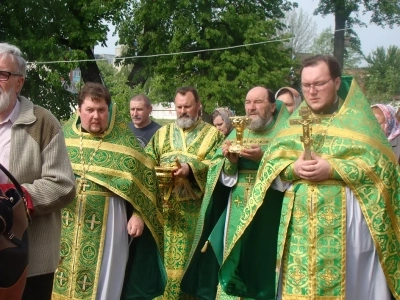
[228,116,251,153]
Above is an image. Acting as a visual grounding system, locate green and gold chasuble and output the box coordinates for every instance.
[145,119,224,300]
[52,104,166,300]
[220,77,400,300]
[182,101,290,300]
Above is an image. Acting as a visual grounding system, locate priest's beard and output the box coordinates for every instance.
[247,115,268,132]
[176,114,197,129]
[0,86,15,113]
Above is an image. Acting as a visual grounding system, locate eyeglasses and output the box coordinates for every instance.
[301,78,332,92]
[0,70,22,82]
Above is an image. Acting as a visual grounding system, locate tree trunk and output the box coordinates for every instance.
[333,1,346,69]
[79,47,103,84]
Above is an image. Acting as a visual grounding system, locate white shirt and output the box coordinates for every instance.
[0,100,20,183]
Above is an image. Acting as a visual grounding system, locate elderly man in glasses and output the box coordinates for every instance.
[214,55,399,299]
[0,43,76,299]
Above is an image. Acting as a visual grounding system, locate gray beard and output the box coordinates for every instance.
[0,87,14,112]
[176,116,197,129]
[247,115,268,132]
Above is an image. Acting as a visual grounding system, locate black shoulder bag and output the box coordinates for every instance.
[0,163,30,299]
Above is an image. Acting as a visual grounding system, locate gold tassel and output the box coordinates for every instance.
[201,240,209,253]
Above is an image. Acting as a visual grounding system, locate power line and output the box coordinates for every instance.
[27,37,292,65]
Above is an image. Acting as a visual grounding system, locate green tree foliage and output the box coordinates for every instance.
[97,60,137,123]
[1,0,126,120]
[310,27,364,70]
[314,0,400,68]
[364,46,400,103]
[117,0,297,114]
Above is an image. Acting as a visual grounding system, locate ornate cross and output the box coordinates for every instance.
[56,272,67,286]
[85,213,101,230]
[289,107,321,160]
[62,210,74,226]
[78,275,93,291]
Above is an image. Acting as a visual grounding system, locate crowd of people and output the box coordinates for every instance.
[0,41,399,300]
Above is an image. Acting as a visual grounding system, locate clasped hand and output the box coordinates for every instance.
[293,152,331,182]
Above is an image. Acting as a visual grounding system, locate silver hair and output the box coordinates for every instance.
[0,43,27,78]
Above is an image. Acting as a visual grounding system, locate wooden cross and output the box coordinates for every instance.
[77,178,90,193]
[289,107,320,160]
[85,214,101,230]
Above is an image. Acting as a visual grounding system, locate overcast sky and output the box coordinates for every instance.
[95,0,400,56]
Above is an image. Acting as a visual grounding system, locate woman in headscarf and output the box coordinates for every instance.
[275,87,301,114]
[212,107,234,137]
[371,103,400,163]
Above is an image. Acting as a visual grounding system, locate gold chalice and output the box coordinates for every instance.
[228,116,251,153]
[154,166,175,208]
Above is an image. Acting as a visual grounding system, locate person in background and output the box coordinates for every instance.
[145,86,224,299]
[371,103,400,163]
[129,94,161,147]
[53,82,165,300]
[212,107,234,137]
[275,86,301,114]
[0,42,76,300]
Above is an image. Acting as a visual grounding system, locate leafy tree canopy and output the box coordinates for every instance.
[117,0,298,115]
[1,0,126,120]
[364,46,400,103]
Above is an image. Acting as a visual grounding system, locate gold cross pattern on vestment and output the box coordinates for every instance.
[56,271,68,286]
[62,210,74,226]
[85,213,101,230]
[78,275,93,291]
[233,197,242,207]
[77,178,90,193]
[289,107,321,160]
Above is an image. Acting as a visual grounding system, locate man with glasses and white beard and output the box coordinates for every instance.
[0,42,75,299]
[145,86,224,299]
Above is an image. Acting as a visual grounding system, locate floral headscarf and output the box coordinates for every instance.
[371,104,400,140]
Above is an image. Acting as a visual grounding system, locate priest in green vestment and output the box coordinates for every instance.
[52,83,166,300]
[145,86,225,300]
[220,56,400,300]
[181,86,291,300]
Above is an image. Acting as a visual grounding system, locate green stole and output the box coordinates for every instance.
[181,101,290,299]
[221,77,400,299]
[145,119,225,300]
[53,104,166,300]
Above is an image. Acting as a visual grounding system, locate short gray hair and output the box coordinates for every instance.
[0,43,27,78]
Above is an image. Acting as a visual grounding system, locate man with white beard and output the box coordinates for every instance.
[0,42,75,299]
[145,86,224,299]
[181,86,290,299]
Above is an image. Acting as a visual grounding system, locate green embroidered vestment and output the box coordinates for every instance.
[220,77,400,300]
[182,102,290,300]
[53,104,165,300]
[145,119,224,300]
